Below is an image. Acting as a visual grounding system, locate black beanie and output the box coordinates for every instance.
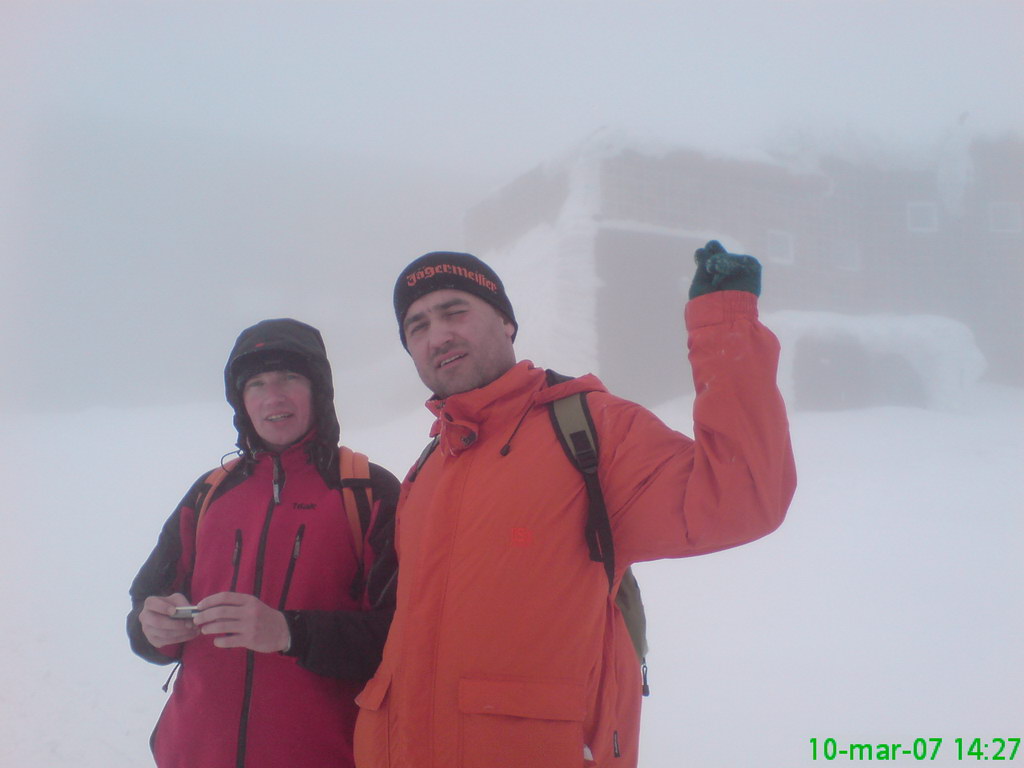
[393,251,517,348]
[231,349,315,397]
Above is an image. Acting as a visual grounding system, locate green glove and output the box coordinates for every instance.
[688,240,762,300]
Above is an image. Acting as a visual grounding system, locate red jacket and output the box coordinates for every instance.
[128,435,399,768]
[354,291,797,768]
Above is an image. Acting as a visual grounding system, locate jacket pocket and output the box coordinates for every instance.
[354,672,391,768]
[356,672,391,712]
[458,678,586,768]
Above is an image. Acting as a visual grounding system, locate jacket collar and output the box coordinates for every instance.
[425,361,608,456]
[425,361,538,455]
[251,429,318,470]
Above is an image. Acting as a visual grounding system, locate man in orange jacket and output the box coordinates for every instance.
[354,244,797,767]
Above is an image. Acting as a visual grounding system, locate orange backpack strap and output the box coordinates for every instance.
[195,457,241,527]
[338,446,373,562]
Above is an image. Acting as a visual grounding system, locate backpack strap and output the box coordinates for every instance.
[407,435,440,483]
[546,371,616,592]
[338,446,373,563]
[546,370,650,678]
[195,457,241,527]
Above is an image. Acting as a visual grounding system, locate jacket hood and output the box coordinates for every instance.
[225,318,340,460]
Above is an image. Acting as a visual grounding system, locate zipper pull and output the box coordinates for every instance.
[641,658,650,697]
[161,661,181,692]
[613,730,621,758]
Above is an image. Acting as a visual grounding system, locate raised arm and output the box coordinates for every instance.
[600,241,797,563]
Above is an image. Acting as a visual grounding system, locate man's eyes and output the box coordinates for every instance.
[407,308,467,336]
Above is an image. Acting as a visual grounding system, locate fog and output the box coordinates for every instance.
[4,0,1022,418]
[1,2,1021,766]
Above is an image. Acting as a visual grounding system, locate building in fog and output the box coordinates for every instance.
[465,130,1023,408]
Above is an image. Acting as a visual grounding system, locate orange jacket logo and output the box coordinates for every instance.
[510,527,535,547]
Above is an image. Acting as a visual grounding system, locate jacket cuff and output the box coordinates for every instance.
[685,290,759,330]
[281,611,309,658]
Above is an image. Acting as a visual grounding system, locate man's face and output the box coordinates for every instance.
[403,289,517,398]
[241,370,314,452]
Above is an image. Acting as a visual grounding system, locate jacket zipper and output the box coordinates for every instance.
[229,530,243,592]
[235,454,285,768]
[278,524,305,610]
[167,530,243,696]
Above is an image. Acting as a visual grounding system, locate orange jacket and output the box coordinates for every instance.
[354,291,796,767]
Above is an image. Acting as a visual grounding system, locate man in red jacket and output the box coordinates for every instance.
[128,318,399,768]
[354,245,796,768]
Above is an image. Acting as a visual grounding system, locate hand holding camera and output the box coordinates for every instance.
[139,593,201,648]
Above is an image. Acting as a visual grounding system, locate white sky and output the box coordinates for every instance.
[8,0,1022,171]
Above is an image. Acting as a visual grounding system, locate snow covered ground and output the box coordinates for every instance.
[1,378,1020,766]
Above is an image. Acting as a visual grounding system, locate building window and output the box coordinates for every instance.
[906,202,939,233]
[989,201,1022,233]
[765,230,795,264]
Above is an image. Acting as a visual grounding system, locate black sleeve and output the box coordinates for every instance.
[125,476,208,665]
[282,607,394,680]
[126,507,187,665]
[365,462,400,611]
[282,462,401,681]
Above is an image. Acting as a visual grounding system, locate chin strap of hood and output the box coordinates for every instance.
[224,318,341,476]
